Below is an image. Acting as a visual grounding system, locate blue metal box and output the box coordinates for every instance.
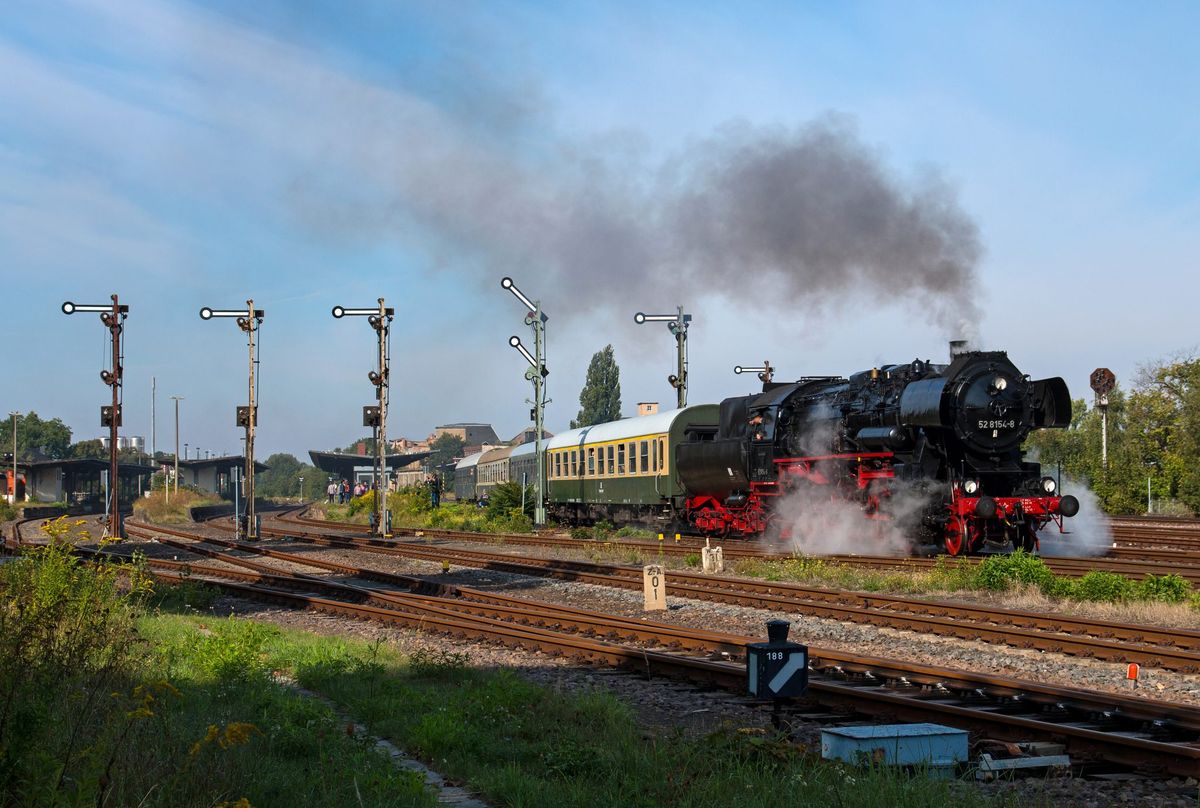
[821,723,967,777]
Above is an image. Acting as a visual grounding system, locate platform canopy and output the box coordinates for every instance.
[307,450,431,480]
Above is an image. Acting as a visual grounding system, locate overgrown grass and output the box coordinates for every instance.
[1,516,1033,806]
[0,518,433,807]
[292,634,1016,808]
[133,487,224,524]
[733,550,1198,609]
[315,486,536,534]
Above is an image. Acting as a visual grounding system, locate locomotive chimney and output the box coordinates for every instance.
[949,340,969,361]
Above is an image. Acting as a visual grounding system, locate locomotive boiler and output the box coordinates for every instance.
[676,342,1080,554]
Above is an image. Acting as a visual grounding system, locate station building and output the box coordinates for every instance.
[6,458,155,510]
[173,455,270,497]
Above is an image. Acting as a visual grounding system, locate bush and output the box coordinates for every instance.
[0,500,15,521]
[1134,574,1191,603]
[486,481,534,523]
[973,550,1056,591]
[569,527,592,541]
[0,519,153,800]
[195,619,278,683]
[1069,570,1134,602]
[489,507,534,534]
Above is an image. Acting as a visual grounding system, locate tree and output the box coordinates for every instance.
[571,345,622,429]
[427,433,466,469]
[337,437,377,454]
[1024,352,1200,516]
[255,453,324,499]
[70,439,107,459]
[0,411,72,460]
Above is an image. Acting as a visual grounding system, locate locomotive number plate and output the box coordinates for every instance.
[978,420,1016,430]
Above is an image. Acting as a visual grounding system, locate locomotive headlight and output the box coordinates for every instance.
[989,375,1008,395]
[1040,476,1057,494]
[962,479,980,495]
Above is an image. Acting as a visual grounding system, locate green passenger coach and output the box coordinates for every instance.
[544,405,720,525]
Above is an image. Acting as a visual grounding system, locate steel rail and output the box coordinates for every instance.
[113,528,1200,776]
[131,519,1200,673]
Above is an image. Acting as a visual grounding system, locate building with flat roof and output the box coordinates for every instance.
[9,458,154,509]
[175,456,269,497]
[432,423,500,446]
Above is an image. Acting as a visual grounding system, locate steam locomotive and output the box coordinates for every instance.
[675,342,1079,554]
[458,342,1079,555]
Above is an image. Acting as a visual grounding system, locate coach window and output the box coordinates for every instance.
[639,441,649,473]
[606,445,614,475]
[553,454,560,479]
[658,438,665,472]
[587,448,595,476]
[617,444,625,475]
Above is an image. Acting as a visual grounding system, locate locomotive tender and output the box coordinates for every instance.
[456,342,1079,555]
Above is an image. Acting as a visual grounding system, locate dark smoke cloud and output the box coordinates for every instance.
[294,108,982,334]
[664,117,982,332]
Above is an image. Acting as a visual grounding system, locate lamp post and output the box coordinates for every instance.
[62,295,128,538]
[332,299,393,537]
[501,277,548,527]
[8,411,17,506]
[634,307,692,409]
[169,396,183,500]
[299,475,304,503]
[734,361,775,385]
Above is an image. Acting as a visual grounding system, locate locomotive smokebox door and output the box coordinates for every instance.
[746,620,808,698]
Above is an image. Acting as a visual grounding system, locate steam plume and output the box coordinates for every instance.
[299,112,982,331]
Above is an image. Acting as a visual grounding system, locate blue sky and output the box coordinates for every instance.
[2,0,1198,459]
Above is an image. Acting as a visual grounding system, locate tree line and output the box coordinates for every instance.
[1026,354,1200,516]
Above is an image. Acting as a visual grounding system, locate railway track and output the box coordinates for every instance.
[104,521,1200,775]
[1111,516,1200,553]
[276,510,1200,588]
[223,517,1200,672]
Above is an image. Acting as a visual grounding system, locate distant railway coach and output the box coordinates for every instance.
[544,405,720,525]
[508,442,536,490]
[475,446,515,498]
[453,451,484,501]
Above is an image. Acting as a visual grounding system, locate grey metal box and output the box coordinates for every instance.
[821,723,967,775]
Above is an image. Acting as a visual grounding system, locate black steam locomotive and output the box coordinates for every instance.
[676,342,1079,554]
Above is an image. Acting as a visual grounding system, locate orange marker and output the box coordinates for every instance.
[1127,662,1140,687]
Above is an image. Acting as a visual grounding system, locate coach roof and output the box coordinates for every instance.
[546,408,702,451]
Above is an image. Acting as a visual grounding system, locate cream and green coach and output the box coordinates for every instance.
[544,405,720,525]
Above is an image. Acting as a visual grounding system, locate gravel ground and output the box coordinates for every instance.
[9,516,1200,805]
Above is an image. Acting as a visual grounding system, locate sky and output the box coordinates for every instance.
[2,0,1198,461]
